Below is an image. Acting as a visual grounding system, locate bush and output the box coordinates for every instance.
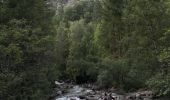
[97,70,114,88]
[147,73,170,97]
[97,58,130,89]
[97,58,148,91]
[66,59,98,84]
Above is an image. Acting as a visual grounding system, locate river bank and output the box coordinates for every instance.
[48,82,168,100]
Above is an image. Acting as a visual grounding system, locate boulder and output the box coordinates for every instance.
[55,81,64,85]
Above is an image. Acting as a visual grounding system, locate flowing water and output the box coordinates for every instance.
[55,85,169,100]
[55,85,96,100]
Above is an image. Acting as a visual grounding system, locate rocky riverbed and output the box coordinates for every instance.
[50,81,168,100]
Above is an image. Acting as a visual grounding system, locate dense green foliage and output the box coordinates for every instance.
[0,0,57,100]
[1,0,170,99]
[54,0,170,97]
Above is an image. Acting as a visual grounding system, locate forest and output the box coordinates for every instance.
[0,0,170,100]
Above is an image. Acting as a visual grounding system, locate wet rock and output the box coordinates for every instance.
[70,97,80,100]
[126,93,137,100]
[125,90,154,100]
[56,91,62,95]
[138,91,153,99]
[55,81,64,85]
[55,84,155,100]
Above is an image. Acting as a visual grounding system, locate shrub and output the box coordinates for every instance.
[147,73,170,97]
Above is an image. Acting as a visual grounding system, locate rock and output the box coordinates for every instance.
[110,95,118,100]
[70,97,80,100]
[125,90,153,100]
[56,90,62,95]
[125,94,136,100]
[55,84,155,100]
[137,90,153,99]
[55,81,64,85]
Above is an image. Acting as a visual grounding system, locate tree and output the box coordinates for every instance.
[0,0,57,100]
[66,19,97,83]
